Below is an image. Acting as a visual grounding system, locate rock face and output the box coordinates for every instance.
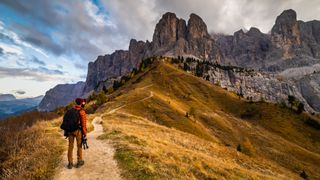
[182,60,315,112]
[38,82,85,111]
[39,9,320,113]
[271,9,301,59]
[84,50,129,94]
[216,28,274,68]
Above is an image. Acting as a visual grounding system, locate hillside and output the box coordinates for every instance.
[93,59,320,179]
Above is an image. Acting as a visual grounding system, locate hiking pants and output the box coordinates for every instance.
[68,129,83,163]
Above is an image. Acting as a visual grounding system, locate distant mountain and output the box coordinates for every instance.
[0,93,16,101]
[38,82,85,112]
[39,9,320,113]
[0,95,44,120]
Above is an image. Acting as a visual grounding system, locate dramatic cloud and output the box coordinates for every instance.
[1,0,124,62]
[104,0,320,36]
[0,42,22,56]
[2,0,320,65]
[14,90,26,95]
[0,47,3,55]
[0,20,48,57]
[13,23,65,56]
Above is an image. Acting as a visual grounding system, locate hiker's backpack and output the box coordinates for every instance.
[60,108,80,132]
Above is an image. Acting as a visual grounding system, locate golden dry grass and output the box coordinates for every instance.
[0,112,64,179]
[93,60,320,179]
[99,112,297,179]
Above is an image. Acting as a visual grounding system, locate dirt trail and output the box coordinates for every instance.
[54,117,122,180]
[55,84,154,179]
[106,84,154,115]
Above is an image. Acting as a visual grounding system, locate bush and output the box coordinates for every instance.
[240,106,257,119]
[96,91,108,105]
[287,95,304,114]
[237,138,256,157]
[305,117,320,130]
[188,107,196,117]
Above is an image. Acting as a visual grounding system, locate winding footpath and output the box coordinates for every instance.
[55,84,154,179]
[54,117,122,180]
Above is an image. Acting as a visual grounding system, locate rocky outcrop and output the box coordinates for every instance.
[84,50,129,93]
[216,28,274,68]
[38,82,85,111]
[84,12,223,95]
[152,12,186,51]
[40,9,320,113]
[186,14,222,62]
[182,60,316,112]
[299,20,320,58]
[298,73,320,111]
[271,9,301,59]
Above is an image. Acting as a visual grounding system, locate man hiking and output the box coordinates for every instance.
[61,98,87,169]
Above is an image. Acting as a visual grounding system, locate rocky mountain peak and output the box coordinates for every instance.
[248,27,261,35]
[271,9,301,58]
[275,9,297,24]
[272,9,298,36]
[129,39,146,67]
[152,12,179,48]
[187,13,210,39]
[39,9,320,113]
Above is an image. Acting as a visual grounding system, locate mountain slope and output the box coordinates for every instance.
[0,95,44,120]
[93,59,320,179]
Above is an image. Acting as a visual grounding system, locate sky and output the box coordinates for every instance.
[0,0,319,98]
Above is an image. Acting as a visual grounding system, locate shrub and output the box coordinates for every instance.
[188,107,196,117]
[304,117,320,130]
[300,170,308,179]
[287,95,305,114]
[240,106,256,119]
[96,91,108,105]
[237,138,256,157]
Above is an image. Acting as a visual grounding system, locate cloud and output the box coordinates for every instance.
[0,47,3,55]
[0,20,48,57]
[80,74,87,80]
[1,0,124,63]
[13,23,65,56]
[1,0,320,66]
[74,62,87,70]
[37,66,64,75]
[0,66,65,81]
[15,55,46,68]
[30,56,46,66]
[56,64,63,69]
[14,90,26,95]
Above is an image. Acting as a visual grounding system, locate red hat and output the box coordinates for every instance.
[75,98,85,105]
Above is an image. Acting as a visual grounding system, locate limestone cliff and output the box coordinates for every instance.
[39,9,320,113]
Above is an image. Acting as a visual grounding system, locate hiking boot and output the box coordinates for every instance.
[67,163,73,169]
[75,160,84,168]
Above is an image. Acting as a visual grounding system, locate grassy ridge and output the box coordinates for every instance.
[95,59,320,179]
[100,112,295,179]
